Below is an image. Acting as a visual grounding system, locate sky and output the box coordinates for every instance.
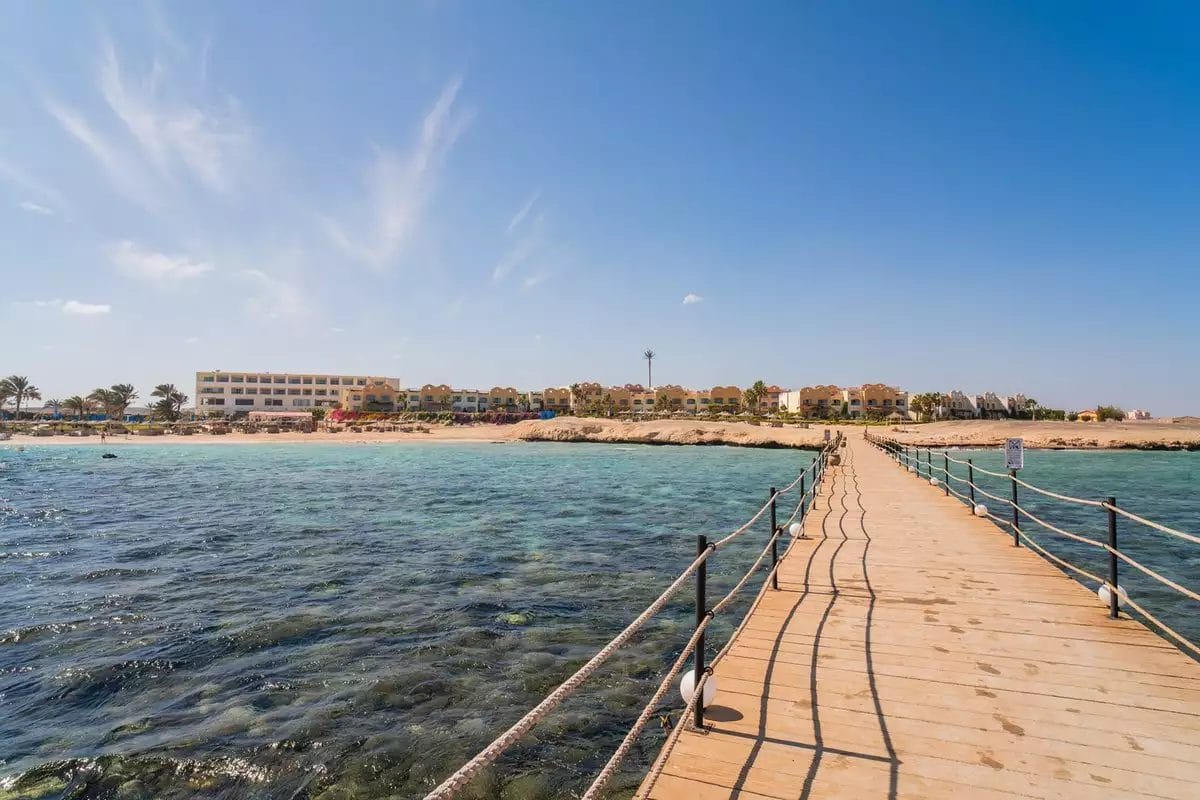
[1,1,1197,414]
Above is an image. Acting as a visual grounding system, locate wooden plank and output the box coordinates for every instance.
[640,434,1200,799]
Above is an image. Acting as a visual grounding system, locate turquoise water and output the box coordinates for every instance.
[0,442,817,799]
[1,443,1196,799]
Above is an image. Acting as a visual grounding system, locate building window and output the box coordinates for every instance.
[316,378,327,385]
[289,378,301,385]
[275,377,286,384]
[275,389,286,396]
[235,399,253,406]
[302,389,312,396]
[231,388,243,395]
[245,388,257,395]
[208,398,225,405]
[302,378,312,385]
[288,389,301,395]
[357,379,366,386]
[316,390,326,396]
[201,376,214,382]
[217,375,229,382]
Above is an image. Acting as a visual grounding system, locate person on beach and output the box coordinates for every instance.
[100,431,106,444]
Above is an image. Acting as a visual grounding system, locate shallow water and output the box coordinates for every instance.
[0,442,818,799]
[0,442,1196,799]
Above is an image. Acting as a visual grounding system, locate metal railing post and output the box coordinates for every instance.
[769,487,779,590]
[968,458,976,509]
[694,534,708,728]
[943,454,950,496]
[926,448,931,480]
[798,473,807,534]
[1107,497,1118,619]
[1010,469,1020,546]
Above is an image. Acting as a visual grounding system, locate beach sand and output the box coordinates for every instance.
[6,418,1198,450]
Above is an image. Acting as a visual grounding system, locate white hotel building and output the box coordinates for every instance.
[195,371,400,414]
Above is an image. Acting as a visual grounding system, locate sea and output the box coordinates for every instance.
[0,442,1196,799]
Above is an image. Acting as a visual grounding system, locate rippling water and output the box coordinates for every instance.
[1,442,1196,799]
[0,442,820,800]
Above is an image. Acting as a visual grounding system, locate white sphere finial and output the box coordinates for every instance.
[680,669,717,708]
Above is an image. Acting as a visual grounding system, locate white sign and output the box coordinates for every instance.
[824,428,831,442]
[1005,438,1024,470]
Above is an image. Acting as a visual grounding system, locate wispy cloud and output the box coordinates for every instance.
[184,335,200,344]
[107,240,213,284]
[506,190,540,233]
[323,78,472,270]
[62,300,112,315]
[329,326,345,333]
[0,157,66,210]
[682,292,704,305]
[18,201,55,215]
[239,268,306,318]
[522,271,550,291]
[41,28,249,210]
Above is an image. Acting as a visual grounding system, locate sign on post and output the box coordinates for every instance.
[824,428,831,443]
[1005,438,1024,470]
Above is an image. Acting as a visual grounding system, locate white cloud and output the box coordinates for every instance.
[62,300,112,315]
[0,158,66,210]
[31,298,63,307]
[107,240,212,284]
[184,336,200,344]
[506,191,540,233]
[323,78,472,270]
[329,326,345,333]
[682,293,704,305]
[18,201,55,215]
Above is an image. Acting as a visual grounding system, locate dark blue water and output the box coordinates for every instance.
[1,443,1195,799]
[0,442,819,799]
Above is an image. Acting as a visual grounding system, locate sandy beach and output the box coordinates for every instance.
[6,417,1199,450]
[881,418,1200,450]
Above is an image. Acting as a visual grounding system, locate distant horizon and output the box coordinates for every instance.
[3,3,1196,414]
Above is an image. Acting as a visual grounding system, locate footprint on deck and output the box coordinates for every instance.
[994,714,1025,736]
[968,617,982,625]
[979,753,1004,770]
[975,688,996,698]
[977,662,1001,675]
[1024,663,1040,676]
[933,646,950,654]
[1090,774,1112,784]
[1124,735,1144,752]
[950,625,965,634]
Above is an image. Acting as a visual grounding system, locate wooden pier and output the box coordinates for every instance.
[641,433,1200,799]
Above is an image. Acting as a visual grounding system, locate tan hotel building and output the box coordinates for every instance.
[196,371,399,413]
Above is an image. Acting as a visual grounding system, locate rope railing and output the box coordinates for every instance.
[863,430,1200,658]
[424,431,844,800]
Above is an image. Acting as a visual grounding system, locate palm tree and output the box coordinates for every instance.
[643,349,655,388]
[742,380,768,414]
[63,395,90,420]
[151,384,188,421]
[88,388,117,419]
[109,384,138,420]
[45,398,63,417]
[2,376,40,420]
[1024,397,1039,421]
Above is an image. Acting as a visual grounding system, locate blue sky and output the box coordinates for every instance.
[1,1,1197,413]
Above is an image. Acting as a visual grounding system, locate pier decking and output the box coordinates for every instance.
[642,434,1200,799]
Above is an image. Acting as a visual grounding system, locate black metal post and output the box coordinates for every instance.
[694,534,707,728]
[799,473,807,533]
[943,454,950,496]
[769,487,779,590]
[1107,497,1118,619]
[926,448,931,480]
[968,458,976,509]
[1010,469,1020,546]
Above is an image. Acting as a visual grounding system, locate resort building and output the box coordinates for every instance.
[974,392,1009,419]
[196,371,398,413]
[938,390,978,420]
[852,384,909,419]
[1005,394,1030,416]
[1076,409,1099,422]
[779,385,844,418]
[419,384,454,411]
[339,379,410,411]
[1127,409,1151,420]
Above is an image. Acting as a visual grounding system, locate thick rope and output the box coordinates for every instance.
[1012,475,1104,507]
[1122,595,1200,657]
[1012,502,1106,548]
[422,546,712,799]
[1105,546,1200,605]
[1103,502,1200,547]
